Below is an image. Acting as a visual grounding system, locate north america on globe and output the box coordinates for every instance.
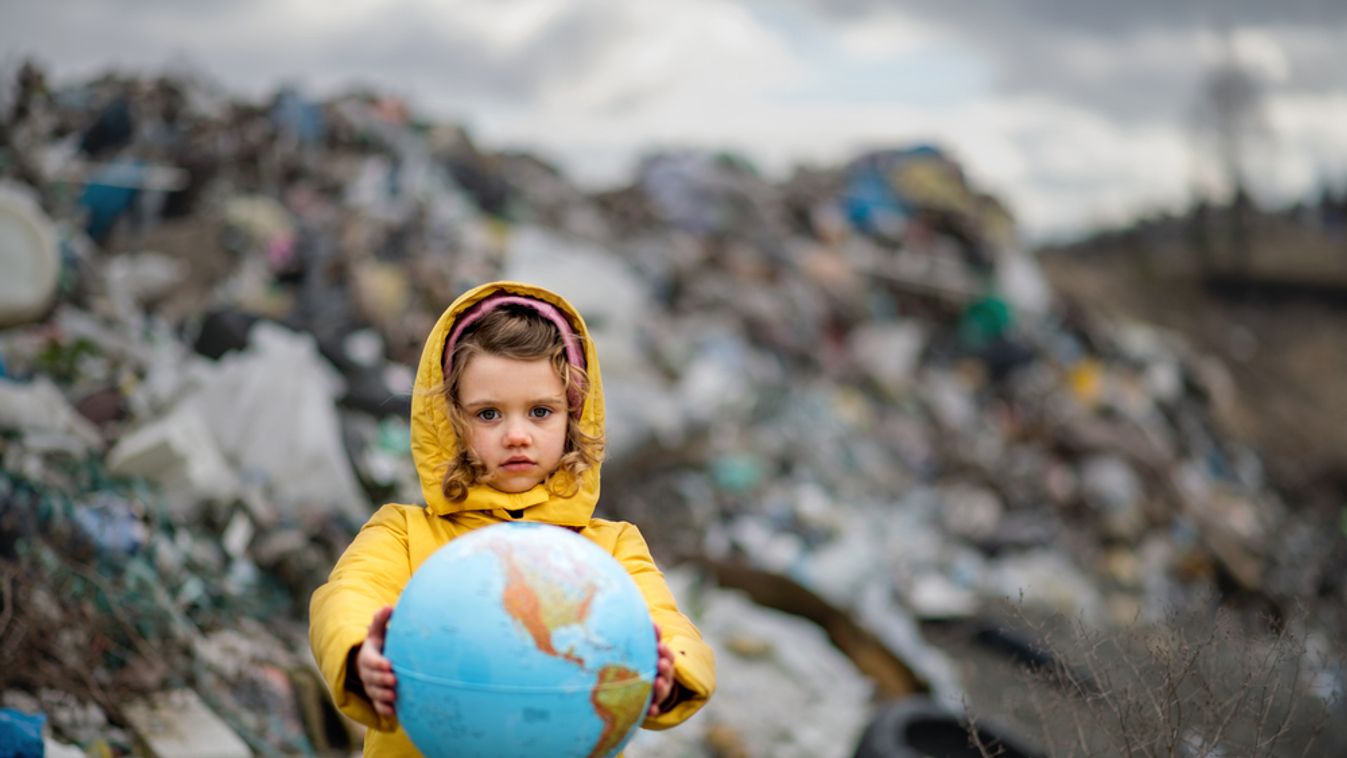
[484,533,653,757]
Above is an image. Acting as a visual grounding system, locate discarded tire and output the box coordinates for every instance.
[854,697,1039,758]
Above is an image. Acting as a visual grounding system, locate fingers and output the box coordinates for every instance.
[368,605,394,648]
[359,642,398,715]
[361,606,398,716]
[647,637,676,716]
[359,608,395,675]
[365,673,398,717]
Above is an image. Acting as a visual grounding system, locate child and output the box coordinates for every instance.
[309,281,715,756]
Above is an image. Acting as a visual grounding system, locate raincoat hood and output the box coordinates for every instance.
[411,281,604,527]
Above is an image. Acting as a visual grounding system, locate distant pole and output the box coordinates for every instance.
[1193,27,1268,278]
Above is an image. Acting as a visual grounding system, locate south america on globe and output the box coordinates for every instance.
[384,522,658,758]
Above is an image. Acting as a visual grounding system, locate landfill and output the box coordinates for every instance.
[1,62,1344,757]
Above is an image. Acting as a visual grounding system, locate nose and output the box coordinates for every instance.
[503,419,531,447]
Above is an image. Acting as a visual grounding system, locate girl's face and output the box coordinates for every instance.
[456,352,568,493]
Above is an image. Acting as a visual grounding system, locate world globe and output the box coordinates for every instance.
[384,522,658,758]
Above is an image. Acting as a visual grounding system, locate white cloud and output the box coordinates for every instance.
[543,0,801,111]
[829,7,951,60]
[1263,93,1347,196]
[922,98,1192,238]
[1230,29,1292,84]
[438,0,572,53]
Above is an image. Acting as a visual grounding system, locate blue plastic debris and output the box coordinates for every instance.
[0,707,46,758]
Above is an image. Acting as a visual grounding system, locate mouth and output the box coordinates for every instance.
[501,457,535,471]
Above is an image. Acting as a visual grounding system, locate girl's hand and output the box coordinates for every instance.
[648,624,678,717]
[356,605,397,718]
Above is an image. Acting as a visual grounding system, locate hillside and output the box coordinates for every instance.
[1039,199,1347,505]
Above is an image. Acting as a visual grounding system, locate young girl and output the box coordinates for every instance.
[309,281,715,756]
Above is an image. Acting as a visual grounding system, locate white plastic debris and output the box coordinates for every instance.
[187,322,368,521]
[937,483,1004,543]
[122,689,251,758]
[848,321,926,395]
[0,181,60,328]
[905,572,979,619]
[102,251,188,320]
[677,326,756,427]
[856,580,966,711]
[43,740,86,758]
[985,550,1105,626]
[798,512,884,605]
[106,405,239,519]
[0,377,102,451]
[994,245,1053,317]
[729,515,806,576]
[919,369,979,432]
[1080,454,1147,539]
[631,585,874,758]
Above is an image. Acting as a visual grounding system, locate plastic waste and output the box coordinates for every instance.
[0,377,103,452]
[106,405,238,519]
[122,690,251,758]
[187,322,368,521]
[0,707,45,758]
[0,182,60,328]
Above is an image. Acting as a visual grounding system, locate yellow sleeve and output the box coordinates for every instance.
[612,522,716,730]
[308,504,413,732]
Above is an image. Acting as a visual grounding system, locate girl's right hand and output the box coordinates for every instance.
[356,605,397,717]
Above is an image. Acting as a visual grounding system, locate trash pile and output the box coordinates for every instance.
[2,62,1343,756]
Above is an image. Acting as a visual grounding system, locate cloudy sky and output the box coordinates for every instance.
[4,0,1346,240]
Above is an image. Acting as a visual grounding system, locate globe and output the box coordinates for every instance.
[384,522,658,758]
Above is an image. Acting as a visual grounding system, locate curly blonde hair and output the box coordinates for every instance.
[440,305,604,502]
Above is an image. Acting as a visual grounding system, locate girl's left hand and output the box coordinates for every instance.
[648,624,678,717]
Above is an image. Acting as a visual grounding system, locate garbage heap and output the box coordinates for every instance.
[1,64,1342,757]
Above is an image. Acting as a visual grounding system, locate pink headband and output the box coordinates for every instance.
[444,293,586,410]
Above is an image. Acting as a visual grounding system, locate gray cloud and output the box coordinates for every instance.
[2,0,1342,235]
[791,0,1347,123]
[806,0,1347,38]
[312,8,547,100]
[7,0,1341,125]
[0,0,627,109]
[319,3,624,103]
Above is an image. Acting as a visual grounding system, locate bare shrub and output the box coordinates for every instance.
[977,605,1344,757]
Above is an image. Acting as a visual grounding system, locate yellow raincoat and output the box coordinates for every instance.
[309,281,715,756]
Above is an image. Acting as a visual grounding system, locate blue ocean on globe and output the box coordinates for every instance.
[385,522,658,758]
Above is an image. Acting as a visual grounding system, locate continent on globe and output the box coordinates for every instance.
[589,665,651,758]
[384,523,658,758]
[490,539,598,666]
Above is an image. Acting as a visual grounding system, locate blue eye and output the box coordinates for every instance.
[530,407,553,419]
[476,409,500,421]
